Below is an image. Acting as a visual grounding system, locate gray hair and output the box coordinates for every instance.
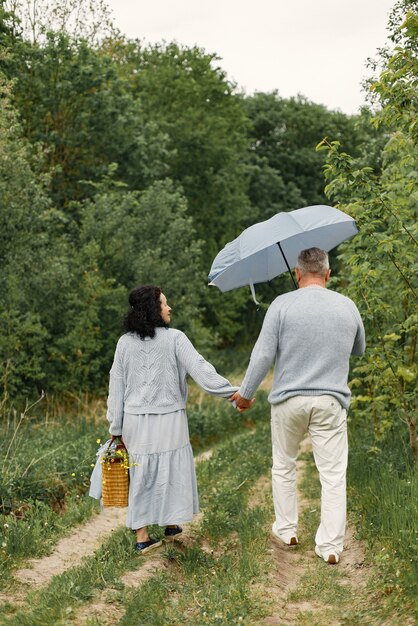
[297,248,329,276]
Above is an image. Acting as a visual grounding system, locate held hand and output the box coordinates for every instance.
[229,391,256,413]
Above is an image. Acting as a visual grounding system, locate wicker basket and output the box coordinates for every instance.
[102,458,129,507]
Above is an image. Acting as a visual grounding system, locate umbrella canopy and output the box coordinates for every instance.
[208,205,357,294]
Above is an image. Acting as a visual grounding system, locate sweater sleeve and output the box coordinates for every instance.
[239,303,279,400]
[176,332,238,398]
[350,303,366,356]
[106,339,125,435]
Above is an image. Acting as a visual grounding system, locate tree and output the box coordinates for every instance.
[106,40,256,342]
[0,74,51,401]
[38,175,210,392]
[0,0,15,46]
[4,31,169,212]
[244,92,364,222]
[114,41,251,260]
[4,0,113,45]
[318,1,418,457]
[75,176,206,340]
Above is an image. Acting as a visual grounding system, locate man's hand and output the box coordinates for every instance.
[229,391,256,412]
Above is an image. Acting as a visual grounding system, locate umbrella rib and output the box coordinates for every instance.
[277,242,298,289]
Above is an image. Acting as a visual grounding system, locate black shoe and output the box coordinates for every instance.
[135,538,162,554]
[164,525,183,540]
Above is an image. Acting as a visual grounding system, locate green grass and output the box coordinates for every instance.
[284,452,372,625]
[348,428,418,620]
[2,387,416,624]
[297,444,418,625]
[0,399,273,625]
[0,526,138,625]
[0,493,99,586]
[0,389,270,586]
[0,409,104,584]
[0,411,102,513]
[188,400,258,452]
[120,415,274,625]
[288,563,351,605]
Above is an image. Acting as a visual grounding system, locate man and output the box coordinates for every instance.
[231,247,365,565]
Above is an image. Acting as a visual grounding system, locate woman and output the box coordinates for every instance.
[106,285,238,554]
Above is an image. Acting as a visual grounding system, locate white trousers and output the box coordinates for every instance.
[271,395,347,556]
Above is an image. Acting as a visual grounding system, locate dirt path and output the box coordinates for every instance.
[3,438,373,625]
[0,507,128,607]
[13,507,127,587]
[1,448,212,608]
[72,515,204,626]
[256,436,371,625]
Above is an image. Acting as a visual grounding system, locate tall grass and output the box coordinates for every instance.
[0,402,104,584]
[348,426,417,615]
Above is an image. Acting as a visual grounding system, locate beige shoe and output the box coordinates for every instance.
[271,524,298,546]
[315,545,339,564]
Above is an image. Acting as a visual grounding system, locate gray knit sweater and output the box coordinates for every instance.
[107,328,238,435]
[239,287,365,409]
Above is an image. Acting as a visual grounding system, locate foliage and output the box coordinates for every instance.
[110,39,257,339]
[0,74,52,400]
[0,47,207,399]
[0,409,99,516]
[4,0,114,44]
[239,91,369,313]
[3,31,169,209]
[188,397,257,451]
[0,394,272,624]
[75,176,207,344]
[297,444,417,623]
[120,40,252,253]
[120,398,272,626]
[244,91,364,220]
[0,389,269,588]
[317,0,418,456]
[0,1,14,46]
[0,0,408,412]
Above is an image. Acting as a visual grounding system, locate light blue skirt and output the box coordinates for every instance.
[122,410,199,529]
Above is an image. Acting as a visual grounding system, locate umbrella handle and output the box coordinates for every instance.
[277,242,298,290]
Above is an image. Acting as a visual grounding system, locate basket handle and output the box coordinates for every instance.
[109,434,126,449]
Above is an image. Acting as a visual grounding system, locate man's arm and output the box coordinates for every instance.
[236,303,280,406]
[351,304,366,356]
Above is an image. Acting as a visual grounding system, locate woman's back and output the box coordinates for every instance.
[110,328,189,415]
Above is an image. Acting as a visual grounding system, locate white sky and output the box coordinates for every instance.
[105,0,396,115]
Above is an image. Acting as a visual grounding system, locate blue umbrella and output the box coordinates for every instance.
[208,205,357,300]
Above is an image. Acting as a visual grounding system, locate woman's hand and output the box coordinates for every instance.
[110,434,126,447]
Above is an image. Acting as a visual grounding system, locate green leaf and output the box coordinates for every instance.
[383,333,402,341]
[397,366,416,383]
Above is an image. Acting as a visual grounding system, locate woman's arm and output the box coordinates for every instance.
[106,339,125,435]
[176,332,238,398]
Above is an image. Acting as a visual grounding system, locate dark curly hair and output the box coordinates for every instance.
[123,285,168,339]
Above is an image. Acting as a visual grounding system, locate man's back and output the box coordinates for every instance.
[234,248,366,565]
[240,287,365,409]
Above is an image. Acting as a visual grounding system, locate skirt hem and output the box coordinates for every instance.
[126,510,200,530]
